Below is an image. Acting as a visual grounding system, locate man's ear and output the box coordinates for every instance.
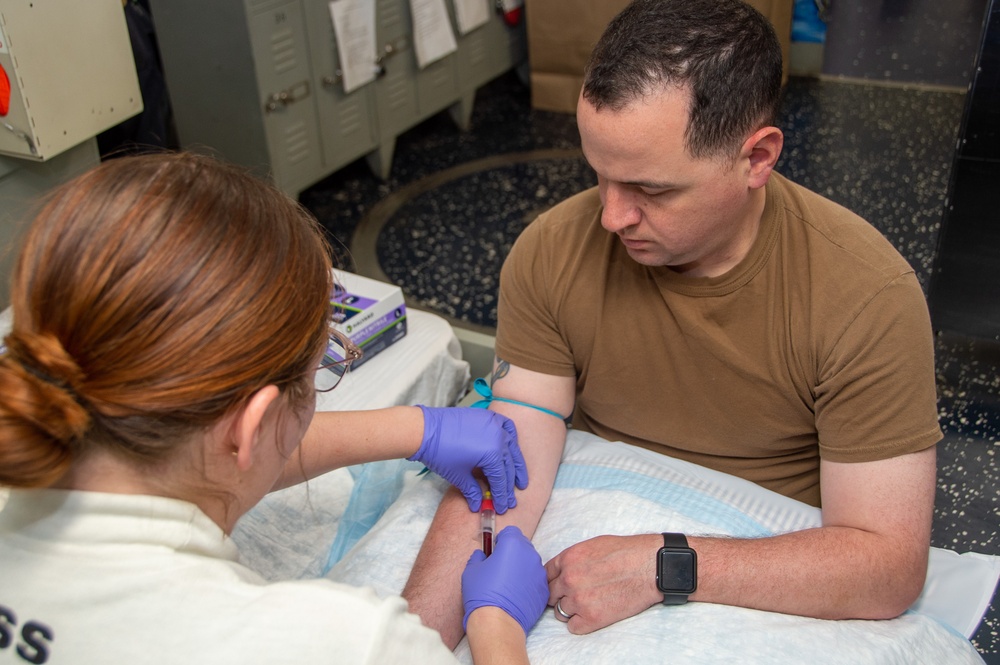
[741,126,784,189]
[231,385,281,472]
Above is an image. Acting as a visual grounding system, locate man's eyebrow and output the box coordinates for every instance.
[622,179,676,190]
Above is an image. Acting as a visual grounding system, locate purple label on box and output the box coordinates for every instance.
[348,307,407,346]
[322,305,407,366]
[350,317,407,372]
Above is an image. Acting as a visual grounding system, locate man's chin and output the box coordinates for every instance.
[622,244,667,266]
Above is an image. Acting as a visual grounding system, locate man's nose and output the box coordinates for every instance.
[600,183,641,232]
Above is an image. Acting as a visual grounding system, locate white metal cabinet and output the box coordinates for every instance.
[0,0,141,161]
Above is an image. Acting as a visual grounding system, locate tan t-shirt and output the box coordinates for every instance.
[495,173,942,506]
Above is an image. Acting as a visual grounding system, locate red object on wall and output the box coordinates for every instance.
[0,63,10,116]
[499,0,523,27]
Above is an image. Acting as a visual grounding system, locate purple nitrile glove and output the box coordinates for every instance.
[461,526,548,634]
[409,406,527,513]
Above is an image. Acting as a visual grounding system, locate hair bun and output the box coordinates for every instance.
[3,331,91,442]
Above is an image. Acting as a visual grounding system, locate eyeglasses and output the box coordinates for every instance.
[316,328,363,393]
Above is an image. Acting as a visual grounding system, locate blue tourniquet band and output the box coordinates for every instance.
[470,377,570,424]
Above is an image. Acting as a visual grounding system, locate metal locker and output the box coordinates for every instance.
[455,10,525,93]
[247,0,323,192]
[302,0,379,173]
[153,0,527,193]
[366,0,419,177]
[154,0,322,195]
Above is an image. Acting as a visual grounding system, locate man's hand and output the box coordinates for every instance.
[545,533,663,633]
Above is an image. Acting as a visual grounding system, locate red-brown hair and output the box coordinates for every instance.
[0,152,333,487]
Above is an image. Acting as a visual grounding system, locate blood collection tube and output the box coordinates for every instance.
[481,490,496,556]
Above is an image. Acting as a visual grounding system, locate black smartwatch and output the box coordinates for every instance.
[656,532,697,605]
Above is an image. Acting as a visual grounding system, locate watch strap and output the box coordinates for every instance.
[662,532,688,549]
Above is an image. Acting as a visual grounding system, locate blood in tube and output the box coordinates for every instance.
[481,490,496,556]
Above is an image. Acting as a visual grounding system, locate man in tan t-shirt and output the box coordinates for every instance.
[402,0,942,646]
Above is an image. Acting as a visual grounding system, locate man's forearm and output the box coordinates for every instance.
[546,447,937,633]
[402,489,481,647]
[403,361,575,647]
[690,525,929,619]
[403,417,566,646]
[402,460,558,648]
[546,524,931,636]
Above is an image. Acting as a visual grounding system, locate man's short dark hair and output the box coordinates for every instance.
[583,0,783,159]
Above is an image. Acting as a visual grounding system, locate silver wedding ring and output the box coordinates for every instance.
[555,599,572,621]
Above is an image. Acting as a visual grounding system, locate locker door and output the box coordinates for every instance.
[367,0,460,177]
[303,0,379,173]
[247,0,323,193]
[455,10,525,90]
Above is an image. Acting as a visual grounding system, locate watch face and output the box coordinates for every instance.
[657,549,697,594]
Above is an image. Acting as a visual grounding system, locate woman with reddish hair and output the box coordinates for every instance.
[0,153,545,664]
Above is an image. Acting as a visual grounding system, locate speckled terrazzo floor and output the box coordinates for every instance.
[299,71,1000,660]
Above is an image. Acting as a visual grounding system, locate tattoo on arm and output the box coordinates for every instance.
[491,358,510,385]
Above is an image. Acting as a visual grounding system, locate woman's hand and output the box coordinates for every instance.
[462,526,548,634]
[409,406,528,512]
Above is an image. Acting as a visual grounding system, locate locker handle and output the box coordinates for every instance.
[375,36,409,67]
[322,62,385,88]
[373,36,409,78]
[323,35,409,87]
[264,80,311,113]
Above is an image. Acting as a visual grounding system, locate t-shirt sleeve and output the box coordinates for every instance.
[814,271,943,462]
[495,218,578,377]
